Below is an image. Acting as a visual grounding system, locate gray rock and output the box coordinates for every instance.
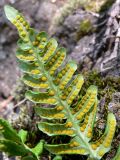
[70,34,96,63]
[52,9,97,53]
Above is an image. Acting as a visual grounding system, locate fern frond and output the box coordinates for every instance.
[0,119,44,160]
[4,5,117,160]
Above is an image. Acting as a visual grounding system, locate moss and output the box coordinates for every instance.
[99,0,115,12]
[76,19,94,40]
[85,0,115,13]
[85,0,106,12]
[81,70,120,104]
[80,70,120,160]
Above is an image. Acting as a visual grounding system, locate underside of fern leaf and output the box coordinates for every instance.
[4,5,116,160]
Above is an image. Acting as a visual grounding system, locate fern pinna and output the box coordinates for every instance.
[4,5,116,160]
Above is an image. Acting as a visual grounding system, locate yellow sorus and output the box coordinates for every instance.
[110,120,116,125]
[59,57,64,61]
[16,15,21,20]
[47,98,56,104]
[60,81,67,86]
[26,56,34,61]
[54,113,65,118]
[36,36,40,41]
[41,76,47,82]
[65,130,74,135]
[82,124,87,129]
[12,19,17,24]
[85,104,91,110]
[40,84,49,88]
[88,128,92,133]
[57,60,62,65]
[55,130,61,134]
[56,106,64,111]
[31,70,40,74]
[91,144,97,150]
[76,115,82,120]
[65,91,69,96]
[56,51,60,55]
[70,91,77,97]
[65,122,72,128]
[25,81,36,87]
[96,141,101,147]
[80,127,85,132]
[65,149,86,154]
[82,96,87,101]
[50,70,54,75]
[15,22,20,28]
[32,41,39,46]
[89,99,94,103]
[28,50,33,54]
[51,66,56,72]
[76,84,81,89]
[68,96,74,101]
[61,95,67,100]
[49,90,55,96]
[109,130,114,136]
[59,85,65,90]
[17,55,34,61]
[49,62,52,66]
[19,17,24,22]
[61,53,65,58]
[0,126,3,130]
[38,44,44,49]
[54,78,60,84]
[99,138,104,144]
[83,108,88,113]
[69,68,75,73]
[98,150,105,157]
[67,99,72,105]
[70,141,79,147]
[79,112,84,117]
[92,91,97,95]
[77,104,82,110]
[106,139,111,144]
[54,63,59,69]
[110,127,115,132]
[79,149,86,154]
[50,47,56,52]
[42,38,47,42]
[51,58,55,62]
[103,142,110,148]
[61,70,66,75]
[22,21,27,26]
[87,132,92,138]
[44,128,50,133]
[68,87,72,92]
[33,98,39,101]
[26,25,29,30]
[21,31,26,37]
[103,138,111,148]
[18,26,23,32]
[54,54,58,59]
[85,115,89,121]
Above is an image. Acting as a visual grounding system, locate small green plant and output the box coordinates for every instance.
[0,119,44,160]
[0,5,117,160]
